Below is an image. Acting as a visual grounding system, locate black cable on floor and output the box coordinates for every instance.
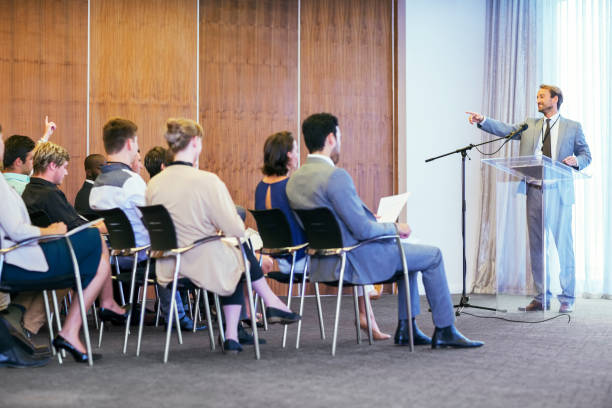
[460,310,572,324]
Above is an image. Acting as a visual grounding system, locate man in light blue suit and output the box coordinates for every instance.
[287,113,483,349]
[468,84,591,313]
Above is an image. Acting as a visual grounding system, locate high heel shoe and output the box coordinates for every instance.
[52,335,102,363]
[99,306,130,326]
[359,315,391,340]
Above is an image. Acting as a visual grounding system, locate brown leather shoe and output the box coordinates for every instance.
[559,302,574,313]
[518,300,550,312]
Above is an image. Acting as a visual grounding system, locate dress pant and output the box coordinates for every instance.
[526,184,575,305]
[395,243,455,328]
[13,289,69,334]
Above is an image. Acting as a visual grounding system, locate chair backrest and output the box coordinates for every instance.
[28,210,52,228]
[137,204,178,251]
[96,208,136,250]
[294,208,344,250]
[249,208,295,249]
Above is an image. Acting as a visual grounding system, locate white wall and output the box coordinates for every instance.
[398,0,487,293]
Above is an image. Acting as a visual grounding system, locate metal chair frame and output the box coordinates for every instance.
[138,204,261,362]
[249,208,326,348]
[295,208,414,356]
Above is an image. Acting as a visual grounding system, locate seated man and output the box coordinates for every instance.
[2,116,55,195]
[74,154,106,217]
[89,118,200,331]
[286,113,483,349]
[20,141,128,327]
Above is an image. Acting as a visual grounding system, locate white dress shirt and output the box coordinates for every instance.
[534,113,561,161]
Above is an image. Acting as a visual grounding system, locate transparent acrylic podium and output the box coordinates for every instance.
[482,155,590,316]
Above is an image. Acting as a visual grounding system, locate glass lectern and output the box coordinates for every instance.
[482,155,590,316]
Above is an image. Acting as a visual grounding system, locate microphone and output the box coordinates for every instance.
[505,123,528,139]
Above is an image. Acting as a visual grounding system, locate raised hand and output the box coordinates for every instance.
[465,111,484,125]
[43,115,57,141]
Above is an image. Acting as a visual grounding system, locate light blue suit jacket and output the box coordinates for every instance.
[286,156,400,284]
[479,116,592,204]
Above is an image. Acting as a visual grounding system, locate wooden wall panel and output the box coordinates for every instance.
[0,0,88,202]
[199,0,299,212]
[89,0,198,180]
[300,0,394,212]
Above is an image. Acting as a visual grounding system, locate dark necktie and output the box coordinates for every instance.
[542,118,552,158]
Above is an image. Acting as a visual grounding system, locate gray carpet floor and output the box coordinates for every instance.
[1,294,611,408]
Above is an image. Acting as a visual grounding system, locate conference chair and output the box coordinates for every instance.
[294,207,414,356]
[95,208,156,353]
[1,215,104,367]
[138,204,261,361]
[249,208,325,348]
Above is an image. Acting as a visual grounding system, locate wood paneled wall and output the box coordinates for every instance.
[2,0,395,296]
[89,0,198,181]
[300,0,395,211]
[0,0,88,201]
[199,0,299,212]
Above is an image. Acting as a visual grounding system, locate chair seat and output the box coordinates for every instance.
[316,270,404,287]
[266,271,305,284]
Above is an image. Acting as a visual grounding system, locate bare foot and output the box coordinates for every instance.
[359,314,391,340]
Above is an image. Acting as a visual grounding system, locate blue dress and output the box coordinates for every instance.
[254,178,307,261]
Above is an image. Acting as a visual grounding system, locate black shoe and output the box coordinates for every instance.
[0,314,50,357]
[52,335,102,363]
[222,339,243,355]
[0,346,49,368]
[237,323,266,345]
[241,318,265,329]
[99,306,130,326]
[431,325,484,349]
[394,319,432,346]
[265,307,301,325]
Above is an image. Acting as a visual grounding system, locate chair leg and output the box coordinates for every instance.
[42,291,62,364]
[363,289,374,345]
[64,237,94,367]
[282,252,297,349]
[123,253,139,354]
[314,282,326,340]
[296,260,308,349]
[352,287,361,344]
[239,244,260,360]
[214,294,225,350]
[193,289,201,333]
[136,258,151,357]
[163,255,182,363]
[174,298,183,345]
[331,254,347,356]
[202,289,215,351]
[397,238,414,352]
[98,321,104,348]
[260,296,268,330]
[114,256,126,306]
[51,291,66,358]
[186,289,194,321]
[154,286,161,327]
[91,302,99,330]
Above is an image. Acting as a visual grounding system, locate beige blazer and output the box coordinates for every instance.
[146,164,246,296]
[0,175,47,272]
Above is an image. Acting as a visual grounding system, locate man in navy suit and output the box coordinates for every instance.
[468,84,591,313]
[287,113,483,349]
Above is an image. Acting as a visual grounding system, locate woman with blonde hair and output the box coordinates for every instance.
[147,118,300,353]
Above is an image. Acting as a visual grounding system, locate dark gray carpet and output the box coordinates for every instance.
[1,294,611,408]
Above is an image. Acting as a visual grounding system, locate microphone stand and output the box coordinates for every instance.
[425,133,516,316]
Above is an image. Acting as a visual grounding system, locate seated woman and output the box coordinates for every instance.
[255,131,391,340]
[146,118,300,353]
[0,133,125,363]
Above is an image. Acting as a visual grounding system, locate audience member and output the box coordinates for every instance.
[90,118,201,331]
[144,146,172,178]
[74,154,106,216]
[146,118,300,353]
[287,113,484,349]
[2,135,35,195]
[256,131,391,340]
[0,133,122,363]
